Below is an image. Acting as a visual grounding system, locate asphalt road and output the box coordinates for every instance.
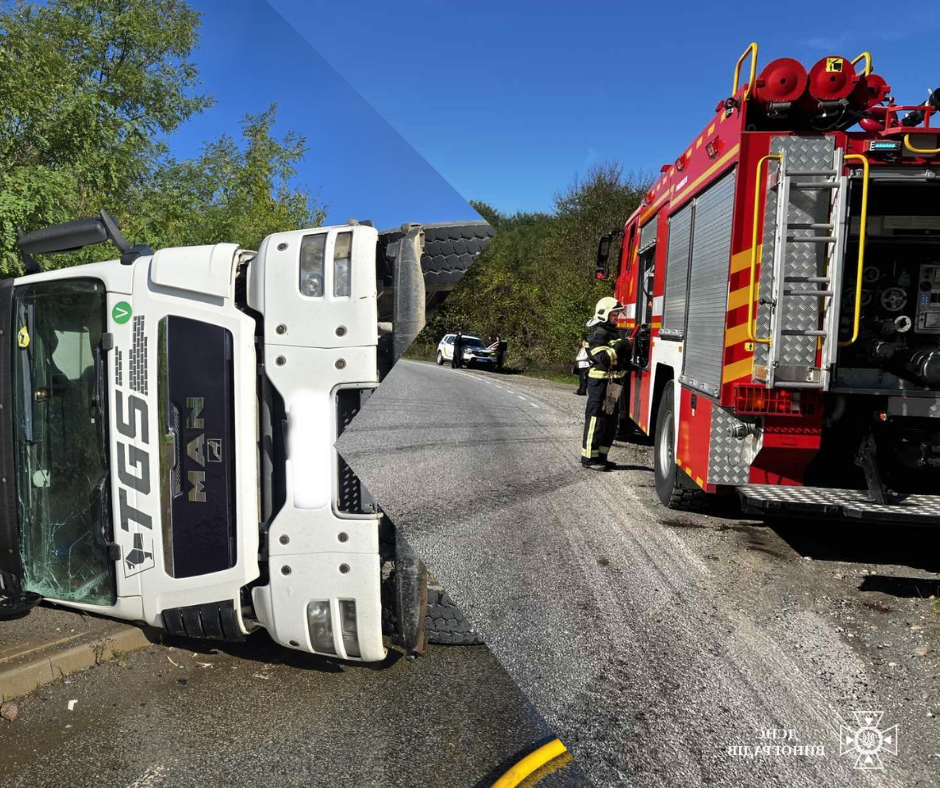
[0,629,585,787]
[337,360,940,788]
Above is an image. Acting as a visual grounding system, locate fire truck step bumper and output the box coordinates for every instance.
[738,485,940,526]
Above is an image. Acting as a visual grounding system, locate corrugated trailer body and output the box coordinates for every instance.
[598,44,940,523]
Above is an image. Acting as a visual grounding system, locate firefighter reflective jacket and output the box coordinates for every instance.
[587,322,631,381]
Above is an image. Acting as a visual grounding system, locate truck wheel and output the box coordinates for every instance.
[436,351,445,365]
[419,221,495,288]
[425,585,484,645]
[0,589,41,621]
[376,221,495,323]
[654,381,707,509]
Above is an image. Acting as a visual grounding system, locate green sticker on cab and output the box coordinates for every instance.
[112,301,132,324]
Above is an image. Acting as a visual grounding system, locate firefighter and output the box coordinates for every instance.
[573,337,590,395]
[581,297,632,471]
[451,330,464,369]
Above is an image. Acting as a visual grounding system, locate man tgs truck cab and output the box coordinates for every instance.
[0,212,492,660]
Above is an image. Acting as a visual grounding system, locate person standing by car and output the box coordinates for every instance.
[581,297,632,471]
[496,337,507,371]
[573,338,590,395]
[452,330,464,369]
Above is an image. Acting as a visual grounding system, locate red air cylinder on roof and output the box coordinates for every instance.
[807,56,860,101]
[753,58,808,107]
[853,73,890,109]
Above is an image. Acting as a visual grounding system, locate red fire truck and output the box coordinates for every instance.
[596,44,940,523]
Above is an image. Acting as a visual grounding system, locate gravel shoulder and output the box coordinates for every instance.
[338,360,940,788]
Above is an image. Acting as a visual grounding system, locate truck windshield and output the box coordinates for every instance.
[10,279,115,605]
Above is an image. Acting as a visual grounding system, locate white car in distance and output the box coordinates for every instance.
[436,334,495,368]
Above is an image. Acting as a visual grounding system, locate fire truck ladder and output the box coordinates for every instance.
[749,147,849,390]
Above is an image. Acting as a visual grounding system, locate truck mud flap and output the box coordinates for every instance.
[161,601,246,642]
[739,485,940,526]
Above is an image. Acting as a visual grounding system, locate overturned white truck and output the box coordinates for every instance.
[0,213,492,660]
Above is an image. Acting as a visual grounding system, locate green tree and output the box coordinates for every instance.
[127,105,326,252]
[0,0,211,273]
[0,1,324,275]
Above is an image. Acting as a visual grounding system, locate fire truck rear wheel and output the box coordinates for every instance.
[654,381,707,510]
[426,585,484,645]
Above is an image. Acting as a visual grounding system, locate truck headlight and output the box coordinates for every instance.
[306,601,335,654]
[299,234,326,298]
[339,600,361,658]
[300,274,323,298]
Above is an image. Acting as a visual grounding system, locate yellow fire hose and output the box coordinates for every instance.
[491,739,570,788]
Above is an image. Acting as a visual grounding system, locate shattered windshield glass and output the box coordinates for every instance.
[11,279,114,605]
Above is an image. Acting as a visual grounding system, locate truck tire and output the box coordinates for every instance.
[426,585,484,645]
[0,589,41,621]
[376,221,494,322]
[377,220,493,288]
[654,381,707,509]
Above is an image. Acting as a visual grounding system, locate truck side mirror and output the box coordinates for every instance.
[595,234,612,280]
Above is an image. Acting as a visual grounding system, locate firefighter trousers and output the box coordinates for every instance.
[582,413,617,464]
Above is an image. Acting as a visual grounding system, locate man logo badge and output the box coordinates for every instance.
[207,438,223,463]
[186,396,207,503]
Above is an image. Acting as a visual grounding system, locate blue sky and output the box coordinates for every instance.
[170,0,479,229]
[263,0,940,217]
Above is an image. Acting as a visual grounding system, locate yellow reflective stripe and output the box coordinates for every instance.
[589,346,617,361]
[589,369,627,379]
[583,417,597,458]
[598,445,610,456]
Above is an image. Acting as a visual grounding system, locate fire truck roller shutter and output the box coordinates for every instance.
[638,214,658,253]
[662,203,694,338]
[682,170,737,397]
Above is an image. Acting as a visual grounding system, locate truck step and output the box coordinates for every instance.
[784,235,836,243]
[738,485,940,525]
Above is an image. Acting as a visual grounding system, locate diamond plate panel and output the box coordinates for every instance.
[739,485,940,523]
[754,137,835,377]
[708,406,752,485]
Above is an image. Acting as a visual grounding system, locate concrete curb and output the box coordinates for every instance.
[0,624,161,701]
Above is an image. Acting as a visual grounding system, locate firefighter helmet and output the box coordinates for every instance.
[588,296,623,327]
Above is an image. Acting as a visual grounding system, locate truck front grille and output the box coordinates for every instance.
[335,388,375,515]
